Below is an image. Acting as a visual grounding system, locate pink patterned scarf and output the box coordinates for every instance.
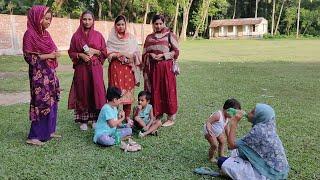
[23,5,57,68]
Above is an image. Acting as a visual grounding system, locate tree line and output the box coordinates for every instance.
[1,0,319,40]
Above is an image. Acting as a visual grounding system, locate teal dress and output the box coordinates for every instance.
[138,104,153,125]
[93,104,118,143]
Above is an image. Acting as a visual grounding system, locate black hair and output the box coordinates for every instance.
[82,10,94,18]
[106,86,122,101]
[138,91,151,101]
[223,98,241,110]
[46,9,52,15]
[152,14,165,24]
[115,15,126,24]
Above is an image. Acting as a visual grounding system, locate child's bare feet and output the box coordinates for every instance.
[26,139,45,146]
[151,130,158,136]
[138,131,145,138]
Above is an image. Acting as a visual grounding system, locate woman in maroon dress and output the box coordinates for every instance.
[23,5,61,146]
[142,15,180,127]
[68,11,108,131]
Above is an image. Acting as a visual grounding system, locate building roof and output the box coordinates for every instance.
[209,18,267,28]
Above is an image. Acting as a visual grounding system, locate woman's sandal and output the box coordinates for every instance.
[193,167,220,177]
[162,120,175,127]
[26,139,45,146]
[50,134,62,138]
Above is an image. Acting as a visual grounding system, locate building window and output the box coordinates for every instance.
[253,25,256,32]
[228,26,233,33]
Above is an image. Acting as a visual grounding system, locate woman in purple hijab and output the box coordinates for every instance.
[23,5,61,146]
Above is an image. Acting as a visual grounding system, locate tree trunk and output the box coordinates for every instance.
[302,24,309,35]
[296,0,301,38]
[193,0,209,39]
[142,2,149,47]
[173,2,179,35]
[180,0,194,41]
[274,0,285,35]
[98,1,103,20]
[120,0,129,15]
[271,0,275,35]
[255,0,259,18]
[108,0,112,18]
[233,0,237,19]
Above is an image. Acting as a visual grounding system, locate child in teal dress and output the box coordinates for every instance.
[133,91,162,137]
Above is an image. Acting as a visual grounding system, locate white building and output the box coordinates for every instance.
[209,18,268,39]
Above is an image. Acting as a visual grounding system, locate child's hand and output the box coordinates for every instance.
[127,118,134,127]
[137,105,142,110]
[119,110,125,120]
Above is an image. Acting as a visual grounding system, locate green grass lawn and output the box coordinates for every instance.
[0,39,319,179]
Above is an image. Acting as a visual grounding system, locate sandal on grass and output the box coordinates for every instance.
[120,141,141,152]
[26,139,45,146]
[128,138,142,150]
[193,167,220,177]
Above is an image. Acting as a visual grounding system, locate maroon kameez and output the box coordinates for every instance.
[68,13,107,123]
[142,28,180,117]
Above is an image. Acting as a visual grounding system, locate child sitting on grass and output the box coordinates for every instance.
[133,91,162,138]
[93,86,132,146]
[203,98,241,163]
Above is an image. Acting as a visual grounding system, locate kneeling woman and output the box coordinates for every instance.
[219,104,289,179]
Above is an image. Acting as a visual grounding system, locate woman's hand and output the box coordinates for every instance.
[155,54,164,60]
[88,48,101,57]
[119,51,133,59]
[39,51,60,60]
[150,53,163,61]
[52,51,61,59]
[232,111,244,123]
[78,53,91,62]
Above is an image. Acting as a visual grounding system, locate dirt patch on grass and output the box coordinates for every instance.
[0,92,30,106]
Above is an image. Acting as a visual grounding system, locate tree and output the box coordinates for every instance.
[180,0,193,41]
[232,0,237,18]
[271,0,275,35]
[108,0,112,18]
[173,2,179,34]
[192,0,210,39]
[119,0,129,15]
[274,0,285,35]
[97,0,106,20]
[255,0,259,18]
[296,0,301,38]
[283,6,296,35]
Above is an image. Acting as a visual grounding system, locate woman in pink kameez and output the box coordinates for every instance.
[68,11,108,131]
[142,15,180,127]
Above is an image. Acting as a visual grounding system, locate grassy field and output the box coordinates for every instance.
[0,39,319,179]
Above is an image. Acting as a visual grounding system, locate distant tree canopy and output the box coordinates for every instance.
[1,0,319,38]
